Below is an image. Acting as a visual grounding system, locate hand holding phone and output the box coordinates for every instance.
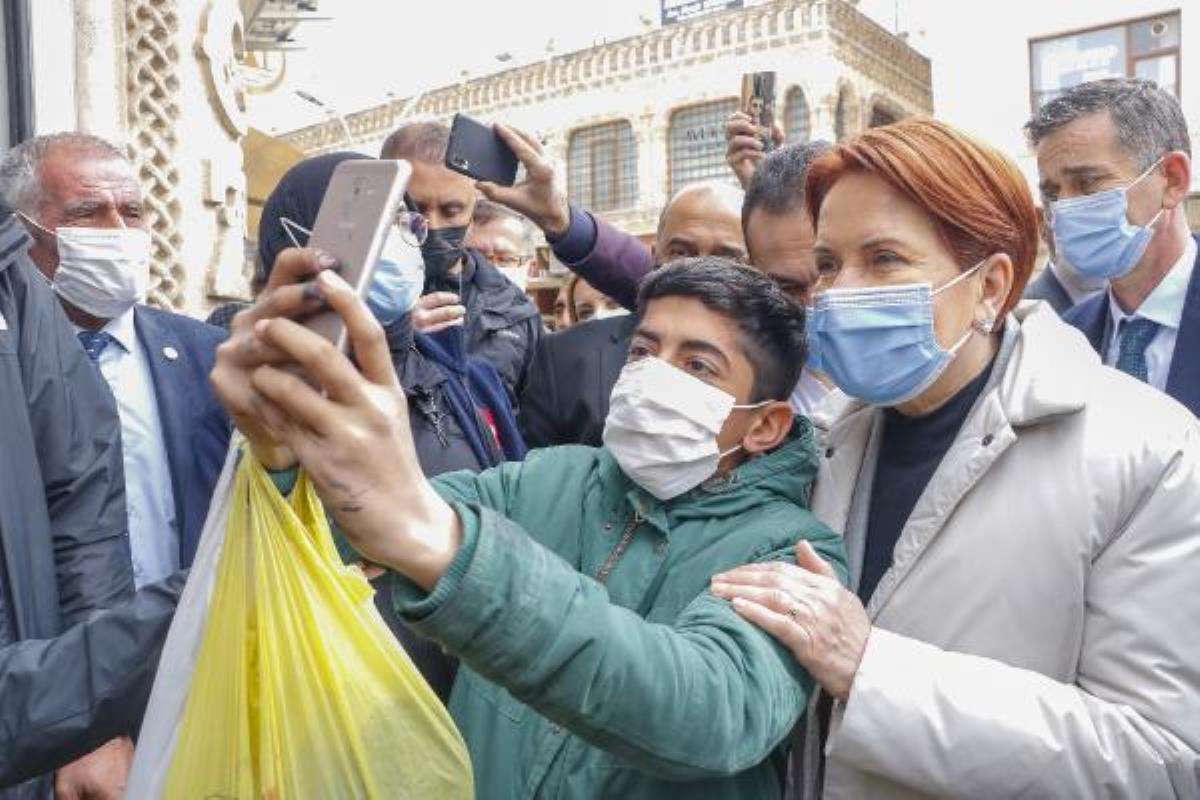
[741,71,778,154]
[302,159,411,350]
[446,114,520,187]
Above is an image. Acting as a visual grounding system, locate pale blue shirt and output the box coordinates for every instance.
[78,308,179,588]
[1105,236,1197,392]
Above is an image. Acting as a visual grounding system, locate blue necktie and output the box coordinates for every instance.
[1115,317,1159,383]
[77,330,115,363]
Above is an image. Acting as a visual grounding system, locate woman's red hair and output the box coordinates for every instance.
[805,117,1039,316]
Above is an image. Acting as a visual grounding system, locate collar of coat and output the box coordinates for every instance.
[811,301,1093,447]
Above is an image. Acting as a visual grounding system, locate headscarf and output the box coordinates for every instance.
[256,151,368,284]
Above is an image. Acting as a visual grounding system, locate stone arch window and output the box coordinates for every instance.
[783,87,811,144]
[668,97,739,195]
[722,23,732,46]
[567,120,639,212]
[609,50,619,72]
[869,103,899,128]
[768,12,779,35]
[706,27,717,49]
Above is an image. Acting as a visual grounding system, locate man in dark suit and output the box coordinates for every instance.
[517,181,746,447]
[1028,78,1199,416]
[2,134,232,586]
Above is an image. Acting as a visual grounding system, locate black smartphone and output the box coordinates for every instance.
[445,113,519,186]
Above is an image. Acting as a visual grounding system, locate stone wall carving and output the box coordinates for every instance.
[126,0,185,310]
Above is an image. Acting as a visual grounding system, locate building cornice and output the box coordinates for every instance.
[280,0,931,152]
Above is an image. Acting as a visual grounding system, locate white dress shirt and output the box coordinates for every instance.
[78,308,179,588]
[1104,236,1197,392]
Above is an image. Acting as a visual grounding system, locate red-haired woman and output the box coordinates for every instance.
[711,118,1200,798]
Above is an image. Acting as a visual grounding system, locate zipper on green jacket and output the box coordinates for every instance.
[595,511,644,585]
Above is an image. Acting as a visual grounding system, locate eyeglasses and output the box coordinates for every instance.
[488,252,532,269]
[395,210,429,246]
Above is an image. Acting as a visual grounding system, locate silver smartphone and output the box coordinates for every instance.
[304,159,411,350]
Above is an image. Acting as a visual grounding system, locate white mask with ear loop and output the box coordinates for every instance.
[602,356,772,500]
[20,212,151,320]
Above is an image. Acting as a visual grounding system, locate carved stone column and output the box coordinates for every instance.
[125,0,186,310]
[123,0,249,314]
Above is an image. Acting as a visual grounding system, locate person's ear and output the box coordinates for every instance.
[1161,151,1192,210]
[976,253,1013,331]
[742,402,794,455]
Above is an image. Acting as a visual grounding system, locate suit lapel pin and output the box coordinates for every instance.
[163,345,180,362]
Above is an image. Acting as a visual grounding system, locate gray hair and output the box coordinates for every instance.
[380,121,450,164]
[1025,78,1190,170]
[0,132,127,213]
[472,198,537,253]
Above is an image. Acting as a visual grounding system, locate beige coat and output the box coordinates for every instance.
[805,302,1200,799]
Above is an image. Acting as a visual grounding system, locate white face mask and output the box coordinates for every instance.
[22,214,151,320]
[602,356,768,500]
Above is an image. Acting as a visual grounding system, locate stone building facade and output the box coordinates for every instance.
[16,0,262,317]
[280,0,932,238]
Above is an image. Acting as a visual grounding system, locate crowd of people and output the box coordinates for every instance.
[0,74,1196,799]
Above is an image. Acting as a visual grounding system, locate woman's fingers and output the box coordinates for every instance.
[230,280,327,334]
[729,598,813,656]
[264,247,339,292]
[250,363,338,438]
[254,315,369,405]
[314,271,398,387]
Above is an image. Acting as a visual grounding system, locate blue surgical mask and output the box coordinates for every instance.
[806,261,989,406]
[367,226,426,326]
[1049,158,1165,281]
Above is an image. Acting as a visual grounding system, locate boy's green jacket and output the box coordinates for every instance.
[392,419,848,799]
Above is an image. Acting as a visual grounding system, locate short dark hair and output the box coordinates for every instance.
[1025,78,1190,169]
[742,140,833,231]
[380,121,451,163]
[636,257,806,402]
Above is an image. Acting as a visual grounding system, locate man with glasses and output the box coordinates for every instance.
[382,123,543,399]
[468,199,537,288]
[1028,78,1199,415]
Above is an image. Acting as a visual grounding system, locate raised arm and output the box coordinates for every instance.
[476,123,652,311]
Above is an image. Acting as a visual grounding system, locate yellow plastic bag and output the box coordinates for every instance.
[151,451,473,798]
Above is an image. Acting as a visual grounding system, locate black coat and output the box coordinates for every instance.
[519,313,637,448]
[0,573,184,787]
[0,217,134,797]
[428,249,543,398]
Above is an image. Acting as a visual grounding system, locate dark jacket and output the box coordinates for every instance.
[0,572,184,787]
[520,313,637,448]
[428,248,542,397]
[370,318,527,700]
[0,217,133,798]
[550,205,655,312]
[134,306,232,567]
[1022,265,1074,315]
[1062,234,1200,417]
